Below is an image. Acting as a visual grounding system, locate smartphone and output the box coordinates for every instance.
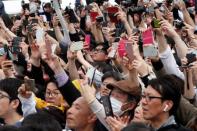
[96,16,104,23]
[70,41,84,52]
[27,25,33,32]
[142,29,154,45]
[30,18,38,25]
[86,67,103,87]
[108,42,119,59]
[100,95,114,117]
[143,45,158,57]
[84,35,91,49]
[195,0,197,13]
[125,43,135,62]
[85,35,91,45]
[9,46,22,54]
[45,42,52,58]
[24,78,37,92]
[118,39,126,58]
[90,11,99,22]
[151,18,161,28]
[107,6,119,23]
[186,53,196,65]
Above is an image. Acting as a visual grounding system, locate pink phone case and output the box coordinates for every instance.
[118,39,126,58]
[142,29,154,45]
[85,35,91,45]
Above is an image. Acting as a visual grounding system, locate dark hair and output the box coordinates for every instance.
[43,3,52,8]
[101,71,122,82]
[0,78,23,115]
[122,122,154,131]
[42,106,66,128]
[19,125,48,131]
[22,112,62,131]
[0,125,19,131]
[148,75,182,115]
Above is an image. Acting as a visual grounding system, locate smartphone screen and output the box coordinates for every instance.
[142,29,154,45]
[107,7,119,23]
[24,78,37,92]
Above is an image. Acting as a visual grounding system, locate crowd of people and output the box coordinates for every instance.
[0,0,197,130]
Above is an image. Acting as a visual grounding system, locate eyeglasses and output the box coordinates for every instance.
[0,92,10,100]
[45,91,60,97]
[141,94,163,102]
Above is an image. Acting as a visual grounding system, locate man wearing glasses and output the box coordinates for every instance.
[0,78,23,127]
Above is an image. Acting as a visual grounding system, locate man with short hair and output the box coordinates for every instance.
[0,78,23,127]
[66,97,97,131]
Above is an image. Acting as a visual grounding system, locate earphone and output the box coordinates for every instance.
[163,105,169,112]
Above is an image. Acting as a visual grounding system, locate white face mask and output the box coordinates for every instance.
[110,97,124,116]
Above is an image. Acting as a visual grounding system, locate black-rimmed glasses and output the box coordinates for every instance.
[141,94,163,102]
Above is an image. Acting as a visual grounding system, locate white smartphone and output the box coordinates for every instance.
[70,41,84,52]
[143,45,158,57]
[108,42,119,59]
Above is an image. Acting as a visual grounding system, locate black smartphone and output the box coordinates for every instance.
[100,95,114,117]
[186,53,196,65]
[96,16,104,23]
[195,0,197,13]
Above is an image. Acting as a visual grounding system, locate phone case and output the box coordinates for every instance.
[143,45,158,57]
[100,95,114,117]
[118,39,126,58]
[125,43,135,61]
[142,29,154,45]
[107,7,119,23]
[85,35,91,46]
[90,11,99,22]
[70,41,84,52]
[108,42,119,58]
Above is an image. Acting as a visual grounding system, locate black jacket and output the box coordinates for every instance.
[157,124,191,131]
